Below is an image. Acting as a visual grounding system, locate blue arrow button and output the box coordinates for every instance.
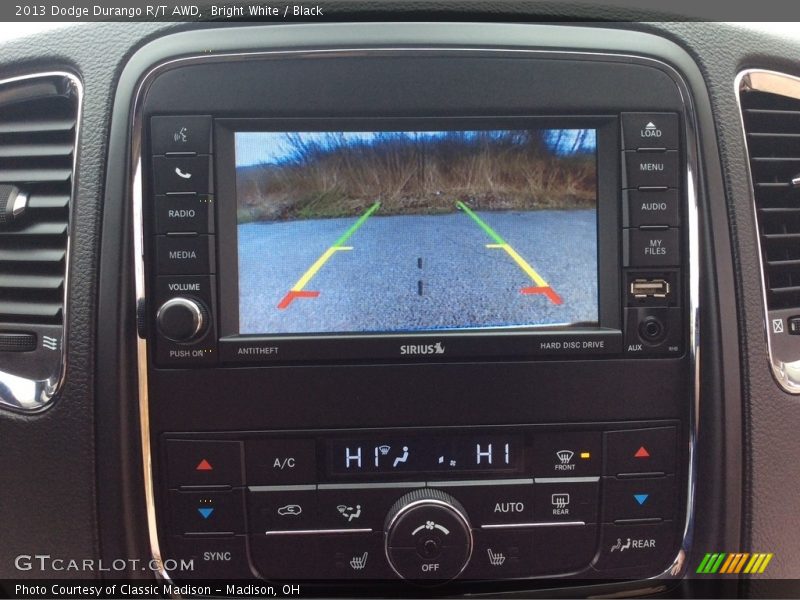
[633,493,649,506]
[197,507,214,519]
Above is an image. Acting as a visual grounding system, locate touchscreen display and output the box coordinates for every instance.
[234,129,598,335]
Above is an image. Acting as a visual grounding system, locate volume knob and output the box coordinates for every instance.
[156,297,208,343]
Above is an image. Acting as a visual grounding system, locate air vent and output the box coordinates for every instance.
[0,72,81,412]
[739,69,800,394]
[0,76,76,324]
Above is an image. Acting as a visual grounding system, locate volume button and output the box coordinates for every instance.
[156,297,209,342]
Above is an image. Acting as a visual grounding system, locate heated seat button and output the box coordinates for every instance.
[155,194,214,234]
[603,476,675,522]
[621,113,679,150]
[151,115,212,155]
[450,483,533,526]
[317,532,392,579]
[169,488,244,534]
[531,431,601,477]
[317,486,413,531]
[467,529,534,579]
[530,525,598,575]
[245,439,317,485]
[595,521,676,572]
[156,234,215,275]
[247,488,317,532]
[605,426,677,475]
[153,155,212,194]
[165,439,243,488]
[165,535,253,580]
[533,480,598,523]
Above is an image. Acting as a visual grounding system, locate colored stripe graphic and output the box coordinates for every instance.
[457,201,562,305]
[278,202,379,309]
[698,552,774,575]
[696,553,713,574]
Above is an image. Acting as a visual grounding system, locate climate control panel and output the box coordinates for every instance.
[158,423,684,582]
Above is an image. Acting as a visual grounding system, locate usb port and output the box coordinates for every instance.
[630,278,671,299]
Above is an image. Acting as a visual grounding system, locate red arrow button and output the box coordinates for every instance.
[195,458,213,471]
[634,446,650,458]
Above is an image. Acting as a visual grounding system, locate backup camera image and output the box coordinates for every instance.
[235,128,599,335]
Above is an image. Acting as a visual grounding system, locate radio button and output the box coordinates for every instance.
[168,488,244,535]
[317,486,413,531]
[595,521,676,572]
[164,535,253,580]
[448,483,533,526]
[605,426,677,475]
[156,234,215,275]
[153,155,212,195]
[602,475,675,522]
[623,228,680,268]
[621,113,679,150]
[531,431,601,477]
[623,189,679,228]
[247,488,317,533]
[155,194,214,234]
[151,115,212,155]
[623,150,679,189]
[245,439,316,485]
[165,439,243,488]
[532,480,598,523]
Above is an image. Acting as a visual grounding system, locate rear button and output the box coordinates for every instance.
[595,521,676,572]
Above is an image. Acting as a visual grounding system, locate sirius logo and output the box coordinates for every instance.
[400,342,446,355]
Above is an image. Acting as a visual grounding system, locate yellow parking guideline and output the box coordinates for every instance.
[291,246,352,292]
[486,243,549,288]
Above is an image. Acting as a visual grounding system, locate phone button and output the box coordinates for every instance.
[153,155,211,194]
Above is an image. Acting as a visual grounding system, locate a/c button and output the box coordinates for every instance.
[245,439,316,485]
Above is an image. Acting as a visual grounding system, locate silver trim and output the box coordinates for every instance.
[265,527,372,536]
[248,484,316,492]
[481,521,586,529]
[318,481,425,490]
[534,476,600,483]
[130,36,701,587]
[735,69,800,394]
[11,189,28,217]
[0,71,82,413]
[427,478,533,487]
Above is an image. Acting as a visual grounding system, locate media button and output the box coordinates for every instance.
[165,439,243,488]
[531,431,601,477]
[153,155,212,194]
[168,488,244,534]
[623,150,679,189]
[621,113,679,150]
[156,234,215,275]
[151,115,212,155]
[532,480,598,523]
[247,487,317,532]
[245,439,316,485]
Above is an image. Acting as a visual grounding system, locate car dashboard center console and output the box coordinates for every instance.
[128,23,700,592]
